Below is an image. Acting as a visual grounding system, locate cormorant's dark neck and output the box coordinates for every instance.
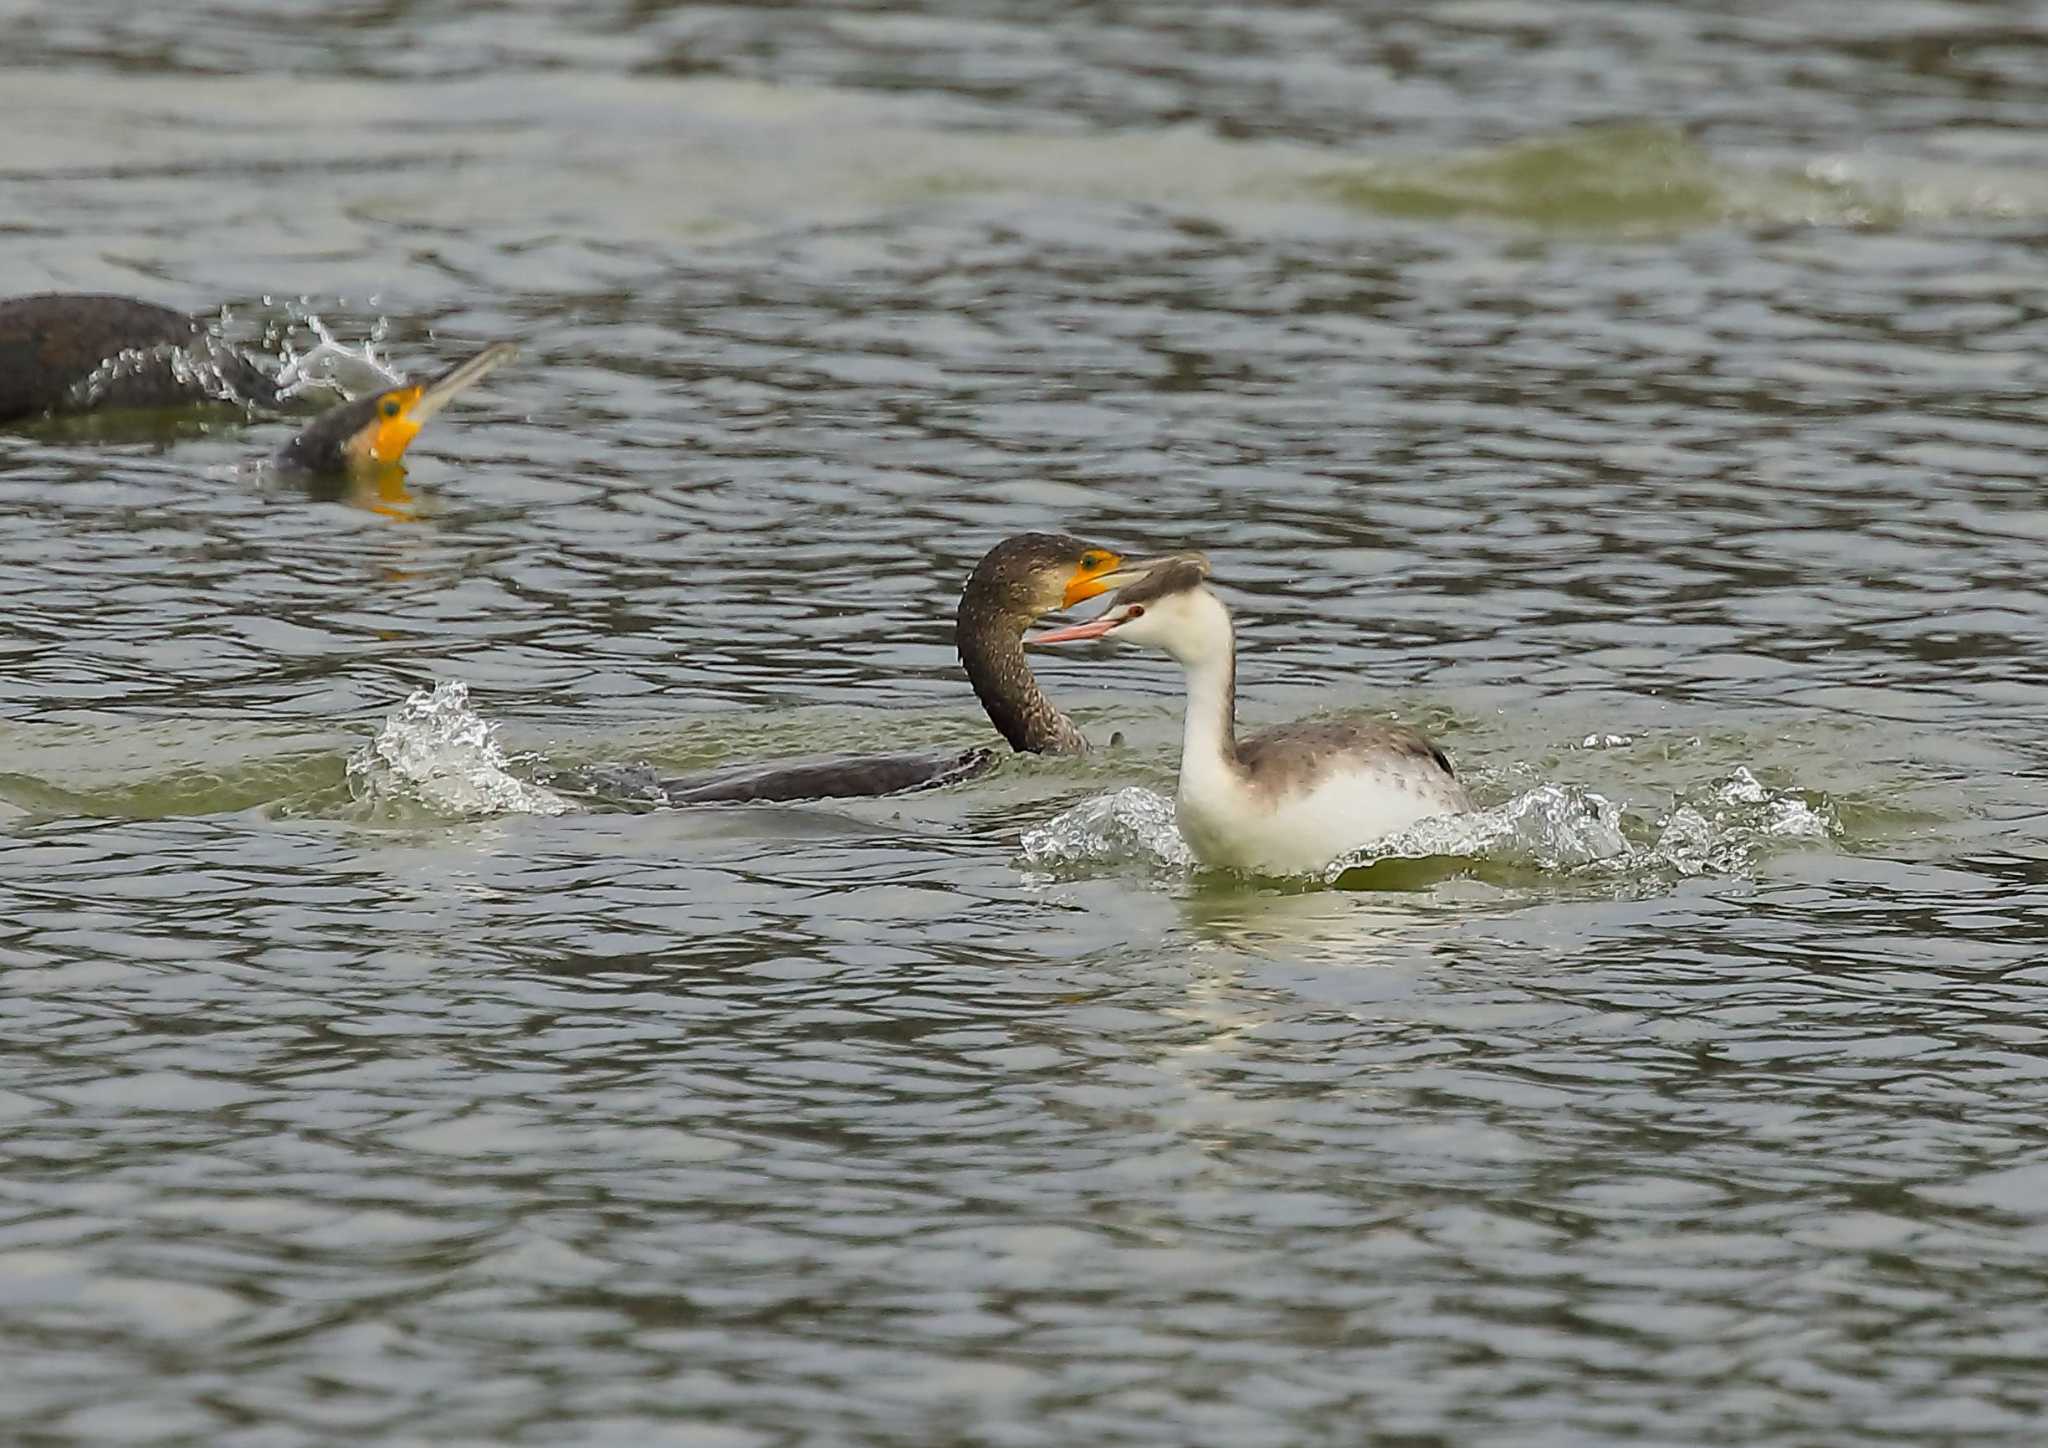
[272,389,381,478]
[956,590,1087,755]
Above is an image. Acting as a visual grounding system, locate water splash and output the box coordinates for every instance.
[271,311,403,398]
[1020,766,1837,889]
[55,305,399,414]
[1325,784,1631,879]
[1649,766,1833,877]
[65,339,267,411]
[1021,787,1193,873]
[346,682,572,818]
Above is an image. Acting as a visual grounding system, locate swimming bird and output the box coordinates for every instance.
[0,293,281,420]
[955,531,1166,754]
[270,340,517,483]
[1,293,515,490]
[544,534,1172,807]
[1030,557,1471,873]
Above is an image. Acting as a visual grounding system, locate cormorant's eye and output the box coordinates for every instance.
[380,397,401,419]
[1080,551,1107,571]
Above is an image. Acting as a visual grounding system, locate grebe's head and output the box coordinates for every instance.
[1026,555,1228,664]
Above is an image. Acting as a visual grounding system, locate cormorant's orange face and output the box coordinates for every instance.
[1062,549,1125,608]
[274,340,517,483]
[346,384,428,466]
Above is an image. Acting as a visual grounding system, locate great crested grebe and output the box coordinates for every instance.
[1031,557,1472,873]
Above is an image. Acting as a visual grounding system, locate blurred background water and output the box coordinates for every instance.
[5,1,2048,1443]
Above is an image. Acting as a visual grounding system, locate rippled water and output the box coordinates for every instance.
[7,2,2048,1443]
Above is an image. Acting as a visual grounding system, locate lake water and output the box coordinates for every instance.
[6,2,2048,1443]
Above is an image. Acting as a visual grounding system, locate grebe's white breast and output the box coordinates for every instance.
[1176,718,1472,875]
[1026,566,1475,875]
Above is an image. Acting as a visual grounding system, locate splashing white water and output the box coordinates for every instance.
[1649,766,1833,877]
[1021,787,1193,872]
[1021,766,1836,887]
[347,681,572,817]
[272,312,403,397]
[1576,732,1634,750]
[65,340,263,411]
[1325,783,1631,878]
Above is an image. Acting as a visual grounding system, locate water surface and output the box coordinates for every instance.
[5,2,2048,1443]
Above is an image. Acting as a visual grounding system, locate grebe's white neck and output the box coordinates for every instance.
[1136,586,1240,784]
[1176,627,1236,772]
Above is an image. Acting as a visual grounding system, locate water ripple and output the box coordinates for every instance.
[3,2,2048,1444]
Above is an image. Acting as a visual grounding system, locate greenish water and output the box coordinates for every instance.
[6,2,2048,1444]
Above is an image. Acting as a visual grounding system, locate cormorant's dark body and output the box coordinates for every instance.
[530,533,1138,809]
[0,294,280,421]
[545,748,996,808]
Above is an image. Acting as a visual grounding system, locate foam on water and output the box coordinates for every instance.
[1021,766,1837,889]
[346,681,572,818]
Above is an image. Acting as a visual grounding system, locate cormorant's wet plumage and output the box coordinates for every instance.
[545,748,997,808]
[1,294,517,489]
[0,293,281,421]
[271,390,390,475]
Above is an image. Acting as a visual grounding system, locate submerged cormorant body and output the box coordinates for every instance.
[0,293,280,421]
